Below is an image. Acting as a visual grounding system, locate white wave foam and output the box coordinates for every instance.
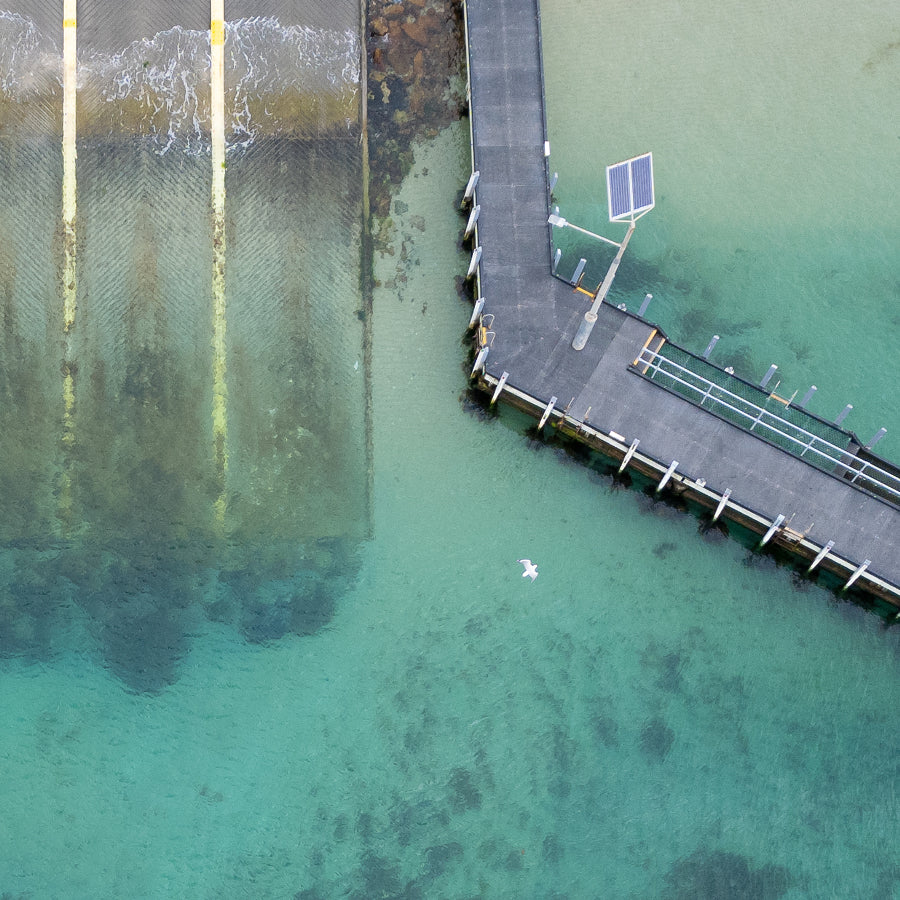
[0,11,61,98]
[0,14,360,153]
[85,18,360,153]
[225,17,360,148]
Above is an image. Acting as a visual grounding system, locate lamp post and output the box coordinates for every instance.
[571,219,636,350]
[557,152,655,351]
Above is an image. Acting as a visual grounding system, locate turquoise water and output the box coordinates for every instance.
[1,3,899,899]
[543,0,900,450]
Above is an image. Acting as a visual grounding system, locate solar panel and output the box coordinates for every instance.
[606,152,654,221]
[630,154,654,212]
[607,163,631,220]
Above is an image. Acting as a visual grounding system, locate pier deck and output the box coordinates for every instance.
[462,0,900,608]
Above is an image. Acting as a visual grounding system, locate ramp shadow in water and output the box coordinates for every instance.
[0,10,369,693]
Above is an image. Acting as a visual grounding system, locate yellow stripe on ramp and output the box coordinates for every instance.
[211,0,228,528]
[60,0,77,528]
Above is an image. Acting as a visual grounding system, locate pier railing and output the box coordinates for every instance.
[634,346,900,505]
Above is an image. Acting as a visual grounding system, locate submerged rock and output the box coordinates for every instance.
[663,848,794,900]
[367,0,466,221]
[640,716,675,761]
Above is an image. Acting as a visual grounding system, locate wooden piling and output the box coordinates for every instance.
[760,514,785,546]
[538,396,557,431]
[619,439,640,474]
[656,460,678,493]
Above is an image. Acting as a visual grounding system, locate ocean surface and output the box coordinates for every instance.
[1,1,899,898]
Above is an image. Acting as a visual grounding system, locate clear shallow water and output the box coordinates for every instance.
[3,119,898,899]
[1,3,899,899]
[543,0,900,450]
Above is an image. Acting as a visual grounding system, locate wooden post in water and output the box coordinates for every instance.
[807,540,835,573]
[467,246,482,279]
[843,559,871,591]
[760,514,785,546]
[490,372,509,405]
[760,364,778,389]
[461,170,479,208]
[464,205,480,239]
[656,460,678,493]
[618,439,639,474]
[865,428,887,450]
[798,385,817,409]
[538,397,557,431]
[712,488,732,523]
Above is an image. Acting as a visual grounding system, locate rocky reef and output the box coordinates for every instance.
[366,0,466,223]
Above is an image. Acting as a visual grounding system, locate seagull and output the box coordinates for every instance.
[517,558,538,582]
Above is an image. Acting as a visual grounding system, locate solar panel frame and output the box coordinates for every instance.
[606,152,654,221]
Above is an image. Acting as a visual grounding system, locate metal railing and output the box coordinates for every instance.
[635,347,900,505]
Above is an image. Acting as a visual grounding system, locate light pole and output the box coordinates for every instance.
[571,219,636,350]
[558,152,655,351]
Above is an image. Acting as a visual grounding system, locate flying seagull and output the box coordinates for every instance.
[517,558,538,582]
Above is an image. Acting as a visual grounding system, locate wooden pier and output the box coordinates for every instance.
[460,0,900,611]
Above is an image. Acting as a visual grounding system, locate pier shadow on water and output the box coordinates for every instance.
[0,7,369,692]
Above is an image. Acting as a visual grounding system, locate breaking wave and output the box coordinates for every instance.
[0,13,360,152]
[0,11,61,98]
